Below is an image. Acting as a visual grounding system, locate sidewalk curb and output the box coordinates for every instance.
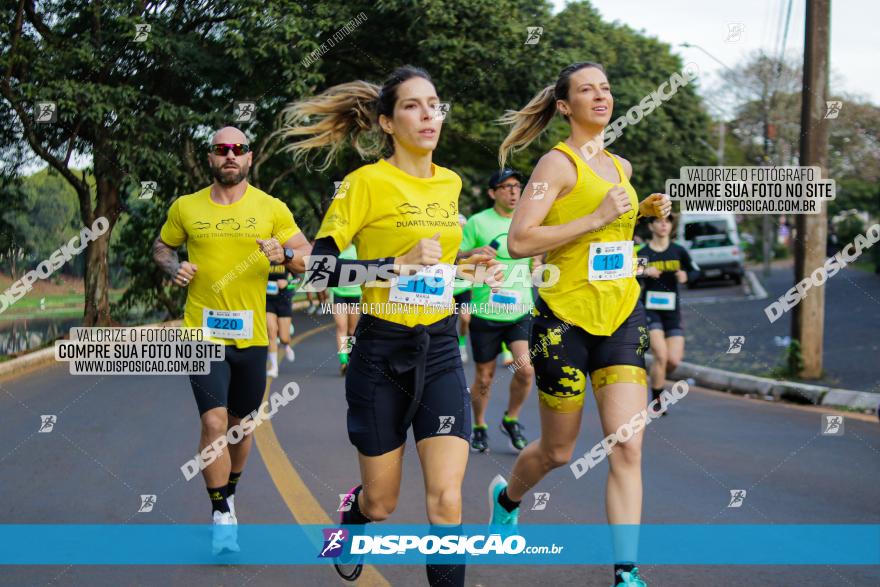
[0,301,312,383]
[0,319,181,382]
[647,355,878,413]
[744,269,768,300]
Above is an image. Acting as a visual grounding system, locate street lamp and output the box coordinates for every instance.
[680,42,774,277]
[679,42,736,73]
[679,43,729,167]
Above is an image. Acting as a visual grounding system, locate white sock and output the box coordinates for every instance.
[269,353,278,370]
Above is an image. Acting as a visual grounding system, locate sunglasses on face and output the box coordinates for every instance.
[210,143,251,156]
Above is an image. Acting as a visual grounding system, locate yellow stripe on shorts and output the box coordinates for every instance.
[590,364,647,392]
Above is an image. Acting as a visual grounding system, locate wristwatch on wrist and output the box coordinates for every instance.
[284,248,295,261]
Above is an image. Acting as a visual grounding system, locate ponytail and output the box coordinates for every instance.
[276,81,382,170]
[497,85,557,170]
[497,61,606,170]
[277,65,434,170]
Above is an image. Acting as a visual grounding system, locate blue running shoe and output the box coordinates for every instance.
[612,567,647,586]
[488,474,519,529]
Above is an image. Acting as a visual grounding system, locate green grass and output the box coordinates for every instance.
[850,258,877,274]
[7,293,84,308]
[0,291,123,320]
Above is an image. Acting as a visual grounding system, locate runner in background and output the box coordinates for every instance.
[286,271,303,339]
[266,261,296,379]
[331,243,362,375]
[500,342,514,366]
[636,214,698,408]
[459,168,537,454]
[453,214,473,363]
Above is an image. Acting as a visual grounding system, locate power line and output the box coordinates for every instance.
[778,0,795,68]
[772,0,788,61]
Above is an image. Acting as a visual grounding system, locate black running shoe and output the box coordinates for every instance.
[651,389,668,416]
[470,425,489,453]
[333,484,364,581]
[499,416,528,451]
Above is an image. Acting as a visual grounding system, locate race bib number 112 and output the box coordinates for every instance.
[588,241,634,281]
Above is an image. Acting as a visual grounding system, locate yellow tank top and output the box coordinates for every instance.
[538,142,640,336]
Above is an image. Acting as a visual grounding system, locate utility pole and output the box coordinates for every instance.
[792,0,830,378]
[762,89,773,278]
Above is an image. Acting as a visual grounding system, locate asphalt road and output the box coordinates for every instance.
[680,263,880,393]
[1,310,878,586]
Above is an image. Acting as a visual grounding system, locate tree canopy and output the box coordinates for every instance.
[2,0,715,322]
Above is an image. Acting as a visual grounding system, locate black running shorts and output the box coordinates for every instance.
[189,345,268,418]
[645,309,683,337]
[530,298,648,413]
[468,314,531,364]
[266,294,293,318]
[345,314,471,456]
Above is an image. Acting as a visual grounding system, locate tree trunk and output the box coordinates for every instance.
[82,226,113,326]
[82,157,121,327]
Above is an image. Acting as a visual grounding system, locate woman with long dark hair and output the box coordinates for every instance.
[278,65,497,587]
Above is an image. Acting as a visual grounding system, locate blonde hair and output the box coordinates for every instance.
[276,66,433,170]
[497,62,606,170]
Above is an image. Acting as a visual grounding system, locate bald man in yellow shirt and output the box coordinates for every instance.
[153,126,310,553]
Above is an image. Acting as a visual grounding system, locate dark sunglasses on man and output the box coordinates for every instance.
[210,143,251,156]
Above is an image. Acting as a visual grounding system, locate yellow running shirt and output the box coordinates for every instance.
[159,184,301,348]
[538,142,640,336]
[316,159,463,327]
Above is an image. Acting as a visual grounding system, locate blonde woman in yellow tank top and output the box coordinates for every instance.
[486,62,671,587]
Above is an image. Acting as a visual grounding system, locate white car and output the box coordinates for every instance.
[678,214,745,286]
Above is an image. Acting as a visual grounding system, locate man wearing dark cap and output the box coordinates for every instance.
[458,169,537,454]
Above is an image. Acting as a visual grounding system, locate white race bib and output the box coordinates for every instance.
[645,291,676,311]
[489,289,521,307]
[202,309,253,339]
[588,241,634,281]
[388,264,455,307]
[266,282,279,295]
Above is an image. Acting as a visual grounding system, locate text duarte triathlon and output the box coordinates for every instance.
[0,217,109,314]
[300,256,560,291]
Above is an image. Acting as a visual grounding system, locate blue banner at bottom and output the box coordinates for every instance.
[1,524,878,565]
